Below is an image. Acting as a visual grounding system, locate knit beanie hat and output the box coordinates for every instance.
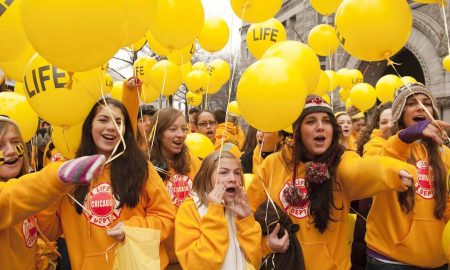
[293,95,334,131]
[391,82,439,124]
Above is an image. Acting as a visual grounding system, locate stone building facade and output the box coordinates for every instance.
[238,0,450,121]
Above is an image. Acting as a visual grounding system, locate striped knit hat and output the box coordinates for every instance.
[294,95,334,130]
[391,82,439,124]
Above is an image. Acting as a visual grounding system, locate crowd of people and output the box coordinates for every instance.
[1,79,450,270]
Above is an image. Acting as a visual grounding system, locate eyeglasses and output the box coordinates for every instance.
[197,121,216,127]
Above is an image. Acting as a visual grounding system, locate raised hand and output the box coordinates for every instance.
[208,179,226,204]
[266,223,289,253]
[225,185,252,219]
[58,154,105,185]
[399,169,413,187]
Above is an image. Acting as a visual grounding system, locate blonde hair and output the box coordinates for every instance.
[192,151,242,206]
[0,118,30,178]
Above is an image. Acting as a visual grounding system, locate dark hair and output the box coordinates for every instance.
[213,109,226,124]
[149,107,191,180]
[189,108,200,115]
[392,100,447,219]
[356,102,392,156]
[194,110,214,125]
[137,104,156,119]
[72,98,148,214]
[290,112,345,233]
[241,126,258,153]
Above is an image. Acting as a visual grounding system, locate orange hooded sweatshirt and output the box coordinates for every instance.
[37,162,176,270]
[247,147,417,270]
[365,134,450,267]
[214,122,244,150]
[0,162,69,270]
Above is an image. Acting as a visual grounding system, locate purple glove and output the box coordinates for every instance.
[58,154,106,185]
[398,119,432,144]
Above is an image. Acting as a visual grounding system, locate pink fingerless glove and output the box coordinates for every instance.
[58,154,106,185]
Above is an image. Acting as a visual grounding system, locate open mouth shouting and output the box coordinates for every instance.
[313,135,327,145]
[412,115,427,123]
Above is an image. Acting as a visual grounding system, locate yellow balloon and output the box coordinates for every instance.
[335,0,412,61]
[345,98,352,110]
[186,70,208,95]
[375,74,402,103]
[207,83,223,95]
[0,45,35,82]
[14,82,24,95]
[0,0,29,61]
[341,69,363,89]
[185,133,214,158]
[207,59,231,87]
[102,74,114,94]
[237,57,307,132]
[310,0,343,16]
[243,173,254,190]
[121,0,157,47]
[324,70,338,91]
[198,17,230,53]
[262,41,321,92]
[110,81,123,101]
[339,87,350,102]
[23,54,102,127]
[141,83,160,103]
[149,60,182,96]
[227,101,240,116]
[350,83,376,112]
[322,94,331,104]
[133,56,157,83]
[401,76,417,85]
[51,122,83,159]
[308,24,340,56]
[443,55,450,72]
[179,61,192,83]
[21,0,127,72]
[186,91,203,106]
[150,0,204,50]
[336,68,349,87]
[313,70,331,96]
[192,62,207,72]
[167,43,195,65]
[230,0,283,23]
[246,18,286,59]
[443,221,450,259]
[0,92,39,142]
[414,0,441,2]
[127,36,147,52]
[145,31,170,56]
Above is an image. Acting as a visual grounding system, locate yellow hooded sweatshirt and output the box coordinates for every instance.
[175,198,262,270]
[362,129,386,157]
[0,163,69,270]
[215,122,244,150]
[365,134,450,268]
[247,147,417,270]
[37,162,176,270]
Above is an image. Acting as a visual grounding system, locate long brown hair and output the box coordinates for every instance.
[192,151,240,206]
[392,100,447,219]
[290,113,345,233]
[0,120,30,179]
[149,107,190,180]
[72,98,148,213]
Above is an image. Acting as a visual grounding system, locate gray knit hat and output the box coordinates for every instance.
[391,83,439,124]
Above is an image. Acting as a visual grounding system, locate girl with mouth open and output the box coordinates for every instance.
[335,111,355,151]
[365,83,450,269]
[175,150,261,270]
[247,95,419,270]
[149,107,202,269]
[37,97,176,270]
[0,116,106,269]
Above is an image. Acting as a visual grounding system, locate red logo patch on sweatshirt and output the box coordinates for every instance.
[22,217,38,248]
[279,178,309,219]
[166,174,192,206]
[84,183,122,227]
[415,160,434,199]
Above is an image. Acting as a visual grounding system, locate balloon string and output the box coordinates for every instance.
[148,69,168,159]
[388,62,450,143]
[441,0,450,55]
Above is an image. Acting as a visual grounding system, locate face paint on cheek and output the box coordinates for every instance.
[15,144,24,158]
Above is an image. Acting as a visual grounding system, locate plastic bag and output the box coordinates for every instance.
[113,226,161,270]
